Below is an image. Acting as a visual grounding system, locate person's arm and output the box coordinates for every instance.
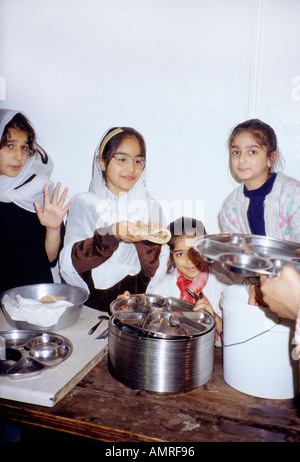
[260,266,300,320]
[71,220,146,274]
[135,240,161,278]
[34,183,72,262]
[72,227,120,273]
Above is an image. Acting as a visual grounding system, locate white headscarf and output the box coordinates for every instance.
[60,128,166,291]
[0,109,54,212]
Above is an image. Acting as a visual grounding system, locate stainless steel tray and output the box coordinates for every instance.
[110,294,196,316]
[110,294,168,315]
[110,295,215,339]
[0,330,73,378]
[193,233,300,276]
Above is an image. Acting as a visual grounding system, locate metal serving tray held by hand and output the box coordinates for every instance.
[0,330,72,378]
[193,233,300,277]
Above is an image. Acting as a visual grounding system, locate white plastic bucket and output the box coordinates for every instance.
[221,285,299,399]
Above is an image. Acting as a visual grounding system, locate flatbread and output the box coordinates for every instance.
[39,294,65,303]
[134,221,171,244]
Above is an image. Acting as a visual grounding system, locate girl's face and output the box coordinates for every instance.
[99,136,143,197]
[172,235,206,281]
[230,132,278,189]
[0,128,29,177]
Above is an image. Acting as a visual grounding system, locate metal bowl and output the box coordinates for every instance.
[193,234,248,262]
[110,294,168,315]
[243,235,300,259]
[166,297,196,312]
[218,252,273,276]
[0,283,88,331]
[135,294,168,311]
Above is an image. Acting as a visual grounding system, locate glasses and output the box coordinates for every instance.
[112,154,145,170]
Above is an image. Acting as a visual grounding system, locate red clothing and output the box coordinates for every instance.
[176,267,209,303]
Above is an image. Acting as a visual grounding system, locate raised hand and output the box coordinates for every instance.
[34,183,73,262]
[34,183,73,230]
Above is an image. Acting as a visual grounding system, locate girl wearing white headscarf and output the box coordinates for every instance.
[0,109,72,293]
[60,127,168,311]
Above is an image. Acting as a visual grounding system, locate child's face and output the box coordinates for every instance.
[230,132,278,189]
[0,128,29,177]
[172,235,206,281]
[99,136,144,196]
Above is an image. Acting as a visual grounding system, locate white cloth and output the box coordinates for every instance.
[60,137,165,291]
[2,294,72,328]
[147,266,233,318]
[0,109,54,212]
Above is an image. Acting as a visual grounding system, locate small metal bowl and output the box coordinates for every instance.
[0,283,88,331]
[135,294,168,311]
[218,252,273,276]
[110,294,168,315]
[193,234,247,262]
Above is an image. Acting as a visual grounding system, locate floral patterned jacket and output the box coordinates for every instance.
[218,172,300,243]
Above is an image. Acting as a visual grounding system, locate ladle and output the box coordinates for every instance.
[88,315,110,335]
[185,289,203,301]
[168,314,191,337]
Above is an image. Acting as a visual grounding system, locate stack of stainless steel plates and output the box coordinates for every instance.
[108,294,216,393]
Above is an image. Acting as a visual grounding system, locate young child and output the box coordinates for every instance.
[0,109,72,293]
[218,118,300,242]
[147,217,233,339]
[60,127,167,311]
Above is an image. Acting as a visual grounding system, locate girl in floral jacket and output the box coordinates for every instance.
[218,119,300,243]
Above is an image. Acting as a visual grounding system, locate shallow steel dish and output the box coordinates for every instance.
[110,294,196,317]
[0,283,88,331]
[218,253,274,276]
[243,235,300,260]
[110,294,214,339]
[110,294,168,316]
[166,297,195,312]
[135,294,168,311]
[113,307,215,339]
[271,258,300,273]
[193,233,300,276]
[193,233,248,262]
[141,311,214,338]
[0,330,72,378]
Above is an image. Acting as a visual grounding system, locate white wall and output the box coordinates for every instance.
[1,0,299,233]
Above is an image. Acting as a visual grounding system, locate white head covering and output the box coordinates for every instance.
[60,128,166,291]
[0,109,54,212]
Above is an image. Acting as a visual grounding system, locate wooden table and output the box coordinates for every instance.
[1,348,299,443]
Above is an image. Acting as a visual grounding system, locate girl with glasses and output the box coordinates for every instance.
[0,109,72,293]
[60,127,167,311]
